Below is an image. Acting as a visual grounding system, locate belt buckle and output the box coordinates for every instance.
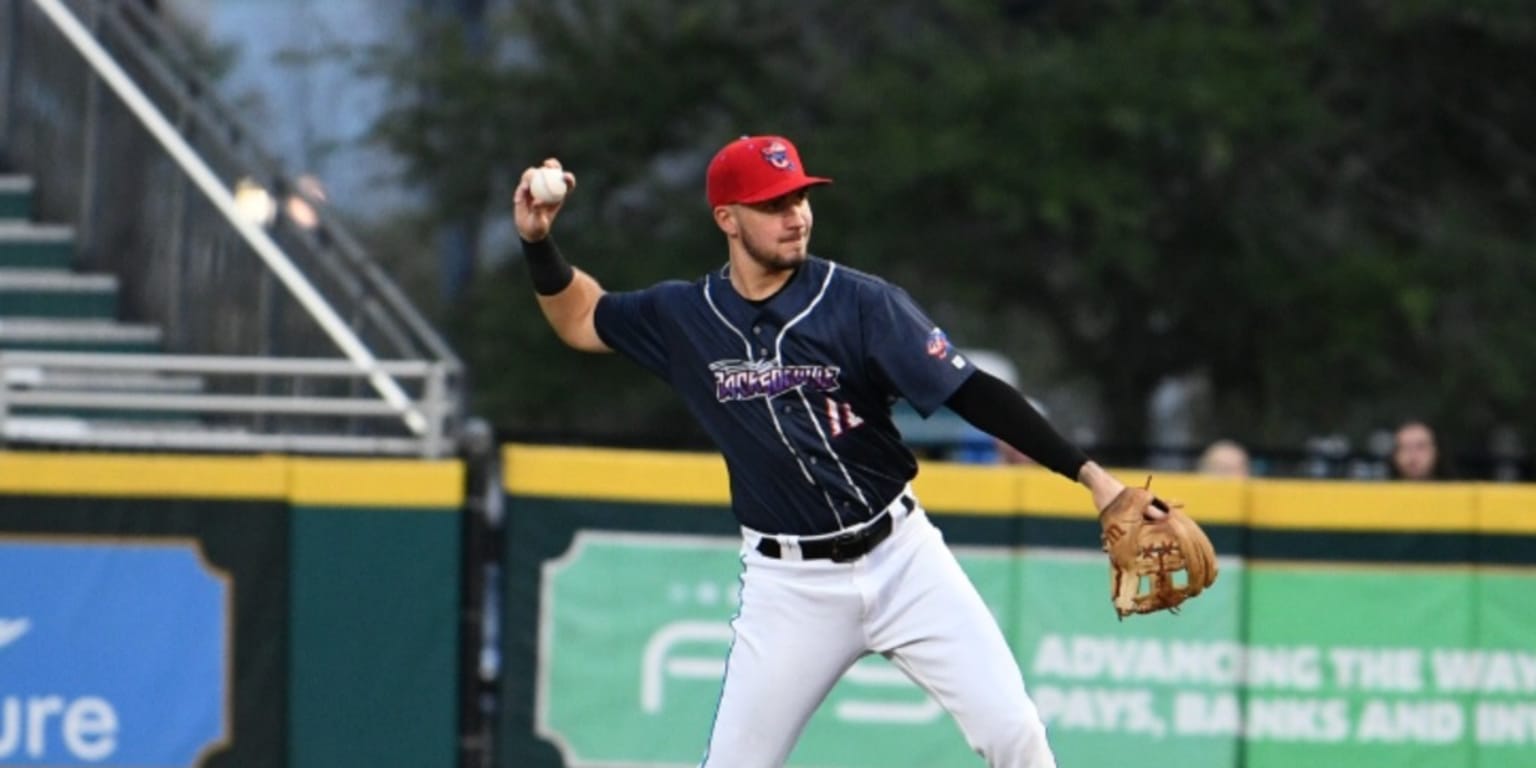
[828,528,865,563]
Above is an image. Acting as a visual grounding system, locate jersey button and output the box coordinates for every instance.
[752,325,762,334]
[809,456,818,465]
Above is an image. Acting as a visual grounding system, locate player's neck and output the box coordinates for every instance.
[727,253,797,302]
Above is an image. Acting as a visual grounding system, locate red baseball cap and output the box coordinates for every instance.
[706,135,832,207]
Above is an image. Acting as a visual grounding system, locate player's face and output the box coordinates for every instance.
[733,189,813,271]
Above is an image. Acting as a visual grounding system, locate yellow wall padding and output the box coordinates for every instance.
[502,443,1536,535]
[0,451,463,508]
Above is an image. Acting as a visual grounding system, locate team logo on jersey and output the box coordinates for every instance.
[761,141,795,171]
[711,358,839,402]
[925,327,951,359]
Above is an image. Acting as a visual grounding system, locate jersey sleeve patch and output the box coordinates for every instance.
[863,283,974,417]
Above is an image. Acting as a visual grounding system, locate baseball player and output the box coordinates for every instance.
[514,135,1145,767]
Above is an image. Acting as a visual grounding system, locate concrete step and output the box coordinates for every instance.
[0,268,117,319]
[2,366,205,393]
[0,222,74,269]
[3,416,222,443]
[0,318,161,353]
[0,176,32,220]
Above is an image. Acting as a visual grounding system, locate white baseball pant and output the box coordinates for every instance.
[700,492,1056,767]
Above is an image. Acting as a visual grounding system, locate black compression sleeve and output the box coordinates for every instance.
[521,236,575,295]
[945,370,1090,481]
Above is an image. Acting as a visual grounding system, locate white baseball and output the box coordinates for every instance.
[529,167,568,205]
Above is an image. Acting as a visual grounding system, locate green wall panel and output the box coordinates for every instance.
[288,505,461,768]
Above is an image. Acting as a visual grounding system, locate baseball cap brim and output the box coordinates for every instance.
[730,175,833,206]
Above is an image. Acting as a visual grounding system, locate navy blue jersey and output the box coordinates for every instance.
[593,256,975,535]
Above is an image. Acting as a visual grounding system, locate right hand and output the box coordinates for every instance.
[514,158,576,242]
[1079,462,1128,512]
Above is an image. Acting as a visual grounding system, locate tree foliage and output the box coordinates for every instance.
[365,0,1536,459]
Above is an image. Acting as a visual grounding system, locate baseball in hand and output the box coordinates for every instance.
[529,167,569,205]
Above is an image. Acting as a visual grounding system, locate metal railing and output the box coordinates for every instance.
[0,350,455,456]
[0,0,465,455]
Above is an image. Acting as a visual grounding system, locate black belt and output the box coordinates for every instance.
[756,494,916,562]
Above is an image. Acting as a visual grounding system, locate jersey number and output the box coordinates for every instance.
[824,399,865,437]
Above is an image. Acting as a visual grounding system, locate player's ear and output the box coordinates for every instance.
[713,205,738,237]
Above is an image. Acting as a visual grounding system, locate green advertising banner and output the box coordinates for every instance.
[501,444,1536,768]
[537,531,1536,768]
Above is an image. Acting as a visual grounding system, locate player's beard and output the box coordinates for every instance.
[739,226,809,273]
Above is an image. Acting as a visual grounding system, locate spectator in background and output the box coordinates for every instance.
[995,437,1033,466]
[1197,439,1251,478]
[1389,420,1449,480]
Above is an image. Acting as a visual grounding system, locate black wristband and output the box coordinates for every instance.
[521,236,575,295]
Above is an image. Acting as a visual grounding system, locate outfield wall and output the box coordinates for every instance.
[498,444,1536,768]
[8,445,1532,767]
[0,452,463,767]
